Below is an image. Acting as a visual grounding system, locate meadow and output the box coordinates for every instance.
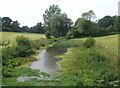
[57,34,119,86]
[1,32,119,86]
[74,34,119,56]
[1,32,45,43]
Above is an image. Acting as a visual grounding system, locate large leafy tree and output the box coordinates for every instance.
[11,20,20,32]
[2,17,12,31]
[97,16,116,28]
[73,18,99,37]
[43,4,61,31]
[49,13,73,37]
[43,5,73,37]
[81,10,96,21]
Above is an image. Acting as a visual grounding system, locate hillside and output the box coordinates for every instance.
[74,34,118,56]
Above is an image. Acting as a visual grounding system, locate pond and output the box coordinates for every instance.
[29,47,66,76]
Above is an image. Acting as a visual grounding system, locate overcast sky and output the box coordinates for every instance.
[0,0,119,27]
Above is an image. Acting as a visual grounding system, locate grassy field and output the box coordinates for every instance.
[1,32,118,56]
[74,34,119,56]
[1,32,45,43]
[1,32,118,55]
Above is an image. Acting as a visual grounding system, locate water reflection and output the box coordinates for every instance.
[29,47,65,76]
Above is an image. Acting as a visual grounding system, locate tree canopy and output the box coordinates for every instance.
[43,4,73,38]
[97,16,116,28]
[81,10,96,21]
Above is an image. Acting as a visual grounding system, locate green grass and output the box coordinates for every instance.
[57,46,118,86]
[1,32,119,86]
[74,34,118,56]
[1,31,45,44]
[56,34,119,86]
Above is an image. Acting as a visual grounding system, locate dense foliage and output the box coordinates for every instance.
[83,37,95,48]
[57,39,118,86]
[2,36,35,77]
[15,36,35,57]
[43,4,73,38]
[2,17,45,33]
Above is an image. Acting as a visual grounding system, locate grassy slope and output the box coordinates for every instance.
[74,34,118,56]
[58,34,119,86]
[59,34,118,74]
[1,32,45,43]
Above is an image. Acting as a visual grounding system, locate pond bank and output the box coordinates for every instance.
[29,47,66,76]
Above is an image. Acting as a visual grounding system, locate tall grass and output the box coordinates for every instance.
[54,39,82,50]
[58,47,119,86]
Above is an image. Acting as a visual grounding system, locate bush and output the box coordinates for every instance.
[83,37,95,48]
[15,35,34,57]
[45,31,51,39]
[1,40,10,46]
[2,47,19,65]
[31,38,48,50]
[3,67,13,77]
[66,31,72,39]
[16,35,31,47]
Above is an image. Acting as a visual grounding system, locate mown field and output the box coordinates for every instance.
[1,32,45,43]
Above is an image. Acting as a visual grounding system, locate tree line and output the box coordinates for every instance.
[1,4,120,37]
[1,17,45,33]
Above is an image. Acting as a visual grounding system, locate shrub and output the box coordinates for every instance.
[83,37,95,48]
[31,38,48,50]
[45,31,51,39]
[15,35,34,57]
[15,45,34,57]
[1,40,10,46]
[66,31,72,39]
[16,35,31,47]
[2,47,19,65]
[3,67,13,77]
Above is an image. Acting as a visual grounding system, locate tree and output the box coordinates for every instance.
[71,18,99,37]
[97,16,116,28]
[49,13,73,37]
[2,17,12,31]
[11,20,20,32]
[43,4,61,31]
[43,5,73,37]
[114,16,120,32]
[30,22,45,33]
[21,26,30,32]
[81,10,96,21]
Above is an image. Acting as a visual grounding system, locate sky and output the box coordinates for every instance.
[0,0,119,27]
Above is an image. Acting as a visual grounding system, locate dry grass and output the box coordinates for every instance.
[1,32,45,44]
